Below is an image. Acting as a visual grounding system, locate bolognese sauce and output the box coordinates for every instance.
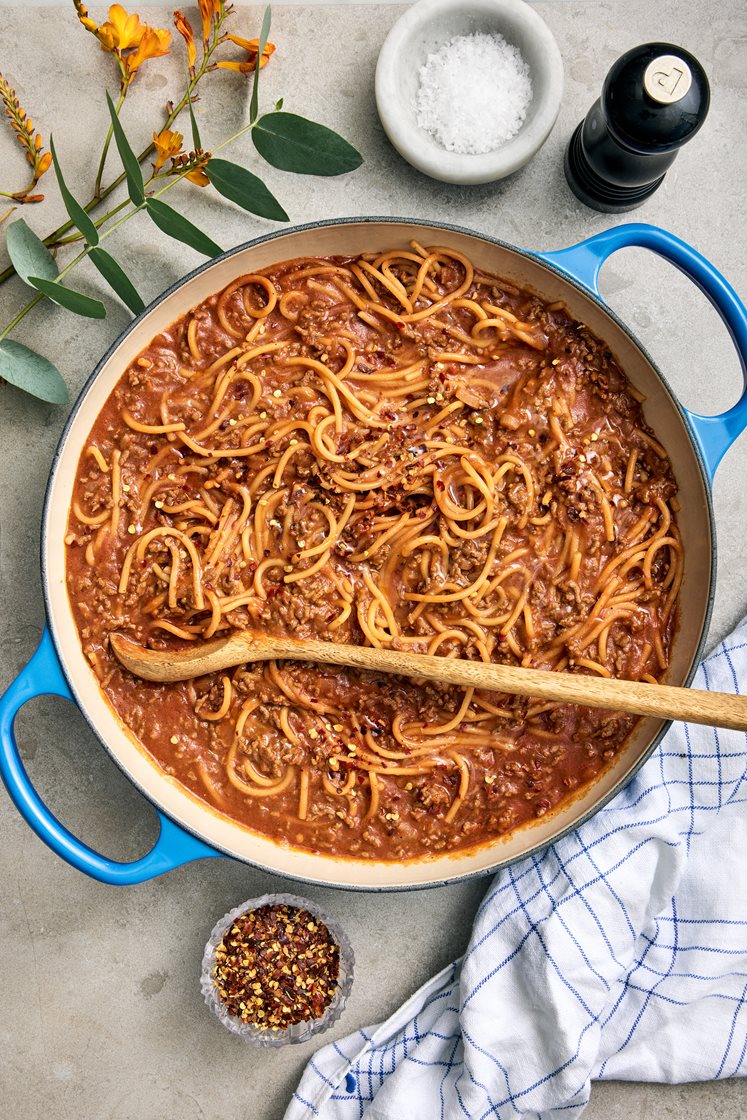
[65,243,681,860]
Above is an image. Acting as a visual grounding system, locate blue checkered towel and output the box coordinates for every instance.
[287,618,747,1119]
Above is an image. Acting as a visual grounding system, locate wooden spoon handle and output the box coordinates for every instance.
[110,631,747,732]
[263,637,747,732]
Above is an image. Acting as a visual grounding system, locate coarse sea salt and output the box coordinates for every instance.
[415,32,533,156]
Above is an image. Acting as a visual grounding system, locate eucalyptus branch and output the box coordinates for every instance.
[0,125,247,342]
[93,87,126,201]
[0,3,363,405]
[53,197,131,245]
[0,6,230,286]
[0,291,44,339]
[0,156,213,342]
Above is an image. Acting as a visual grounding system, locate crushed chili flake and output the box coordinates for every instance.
[213,904,340,1031]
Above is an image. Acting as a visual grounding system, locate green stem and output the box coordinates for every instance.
[0,293,44,339]
[93,88,126,201]
[0,7,231,286]
[0,238,96,340]
[0,162,194,339]
[0,183,35,201]
[211,119,257,158]
[0,11,263,345]
[53,198,133,247]
[51,164,173,249]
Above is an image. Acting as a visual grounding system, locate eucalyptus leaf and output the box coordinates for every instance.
[188,96,201,150]
[0,338,68,403]
[250,5,272,124]
[205,159,288,222]
[253,113,363,176]
[90,247,145,314]
[106,91,145,206]
[6,219,59,286]
[29,276,107,319]
[50,137,99,245]
[145,198,222,258]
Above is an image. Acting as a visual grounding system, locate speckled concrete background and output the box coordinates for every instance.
[0,4,745,1118]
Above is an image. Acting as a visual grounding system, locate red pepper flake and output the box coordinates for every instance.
[213,904,340,1032]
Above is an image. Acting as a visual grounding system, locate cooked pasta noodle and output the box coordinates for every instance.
[65,243,681,861]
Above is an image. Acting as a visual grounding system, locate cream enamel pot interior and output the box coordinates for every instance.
[2,218,747,890]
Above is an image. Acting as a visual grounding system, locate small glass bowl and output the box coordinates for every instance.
[200,892,355,1046]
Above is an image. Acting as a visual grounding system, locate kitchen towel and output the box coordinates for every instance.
[286,616,747,1119]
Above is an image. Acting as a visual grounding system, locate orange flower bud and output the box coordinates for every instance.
[173,10,196,76]
[195,0,220,46]
[74,0,101,37]
[197,0,212,45]
[37,152,53,175]
[186,167,210,187]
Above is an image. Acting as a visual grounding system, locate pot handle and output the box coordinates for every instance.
[0,628,222,884]
[538,223,747,480]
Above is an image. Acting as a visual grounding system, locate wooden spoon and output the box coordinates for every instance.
[109,631,747,732]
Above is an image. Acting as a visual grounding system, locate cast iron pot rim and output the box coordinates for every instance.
[40,215,717,892]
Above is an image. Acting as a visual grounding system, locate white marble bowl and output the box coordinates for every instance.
[375,0,564,185]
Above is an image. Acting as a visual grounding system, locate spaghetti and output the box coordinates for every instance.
[65,243,681,860]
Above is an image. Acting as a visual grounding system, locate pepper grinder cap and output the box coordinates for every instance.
[604,42,710,153]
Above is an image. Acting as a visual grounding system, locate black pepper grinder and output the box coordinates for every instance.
[564,43,710,212]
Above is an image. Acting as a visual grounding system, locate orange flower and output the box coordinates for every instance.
[124,26,172,81]
[217,36,276,74]
[173,10,196,77]
[197,0,221,45]
[97,4,146,51]
[153,128,184,171]
[75,1,171,87]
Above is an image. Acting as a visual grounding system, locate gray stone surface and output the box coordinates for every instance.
[0,4,745,1118]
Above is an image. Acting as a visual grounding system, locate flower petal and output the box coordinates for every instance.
[222,36,276,72]
[104,3,145,50]
[124,24,172,77]
[225,33,256,50]
[153,128,184,170]
[197,0,212,44]
[186,167,210,187]
[215,60,251,73]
